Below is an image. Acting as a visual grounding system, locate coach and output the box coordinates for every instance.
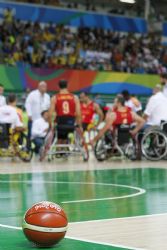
[25,81,50,141]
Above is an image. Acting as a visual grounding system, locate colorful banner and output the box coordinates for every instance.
[1,65,159,96]
[0,1,147,33]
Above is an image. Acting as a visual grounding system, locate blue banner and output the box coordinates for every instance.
[0,1,147,33]
[163,22,167,36]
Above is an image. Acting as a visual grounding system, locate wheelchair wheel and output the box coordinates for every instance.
[82,142,89,162]
[124,139,139,160]
[141,129,167,161]
[39,129,54,161]
[17,134,33,162]
[94,137,108,161]
[75,127,89,162]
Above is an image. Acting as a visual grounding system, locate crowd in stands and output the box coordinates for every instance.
[0,8,167,74]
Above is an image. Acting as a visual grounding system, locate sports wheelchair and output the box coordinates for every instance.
[94,124,139,161]
[141,121,167,161]
[39,124,89,162]
[0,123,33,162]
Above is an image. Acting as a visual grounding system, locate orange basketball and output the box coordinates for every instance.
[22,201,68,247]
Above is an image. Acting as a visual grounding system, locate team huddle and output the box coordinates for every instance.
[1,74,167,160]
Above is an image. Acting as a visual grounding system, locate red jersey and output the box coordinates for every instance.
[112,106,131,112]
[55,93,76,117]
[113,107,133,126]
[81,102,95,124]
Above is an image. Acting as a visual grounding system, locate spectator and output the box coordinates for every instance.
[3,8,14,23]
[31,110,49,154]
[0,14,166,74]
[0,84,6,107]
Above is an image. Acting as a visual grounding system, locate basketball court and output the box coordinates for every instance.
[0,156,167,250]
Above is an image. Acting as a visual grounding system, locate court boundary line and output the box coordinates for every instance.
[2,212,167,250]
[0,224,21,230]
[66,236,145,250]
[68,212,167,225]
[61,182,146,203]
[0,223,144,250]
[1,213,167,229]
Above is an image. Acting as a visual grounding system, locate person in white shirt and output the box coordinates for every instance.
[122,90,142,115]
[160,73,167,97]
[143,88,167,126]
[25,81,50,141]
[0,84,6,107]
[31,110,49,154]
[0,93,23,130]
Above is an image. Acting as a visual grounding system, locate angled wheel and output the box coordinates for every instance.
[39,129,54,161]
[94,137,108,161]
[16,133,33,162]
[141,129,167,161]
[75,127,89,162]
[124,139,139,160]
[82,142,89,162]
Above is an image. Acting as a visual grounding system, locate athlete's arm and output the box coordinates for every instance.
[130,112,145,136]
[94,103,104,126]
[74,95,82,127]
[90,111,116,145]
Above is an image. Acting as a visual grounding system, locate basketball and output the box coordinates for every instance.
[22,201,68,247]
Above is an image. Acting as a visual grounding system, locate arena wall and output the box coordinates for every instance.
[0,1,147,33]
[1,65,159,95]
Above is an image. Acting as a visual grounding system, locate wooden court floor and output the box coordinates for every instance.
[0,156,167,250]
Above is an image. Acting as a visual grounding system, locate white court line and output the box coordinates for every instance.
[68,212,167,225]
[2,212,167,249]
[66,236,145,250]
[0,223,144,250]
[1,213,167,229]
[62,188,145,203]
[0,180,146,203]
[0,180,146,249]
[0,224,21,230]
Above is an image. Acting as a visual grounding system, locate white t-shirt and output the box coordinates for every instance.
[0,105,23,128]
[163,83,167,98]
[31,117,49,139]
[0,95,6,107]
[25,89,50,121]
[125,98,142,113]
[144,92,167,125]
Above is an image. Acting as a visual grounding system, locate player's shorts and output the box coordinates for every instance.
[56,116,75,140]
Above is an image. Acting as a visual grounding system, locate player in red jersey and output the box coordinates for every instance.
[90,95,145,145]
[49,80,81,142]
[79,92,104,131]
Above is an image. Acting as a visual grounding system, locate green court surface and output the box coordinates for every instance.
[1,229,122,250]
[0,168,167,250]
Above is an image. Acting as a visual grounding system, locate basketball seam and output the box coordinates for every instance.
[23,220,68,233]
